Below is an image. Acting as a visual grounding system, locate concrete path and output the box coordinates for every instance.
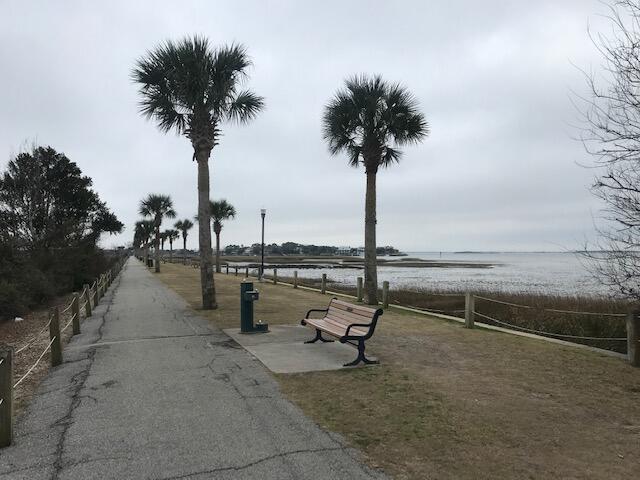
[224,325,375,374]
[0,259,386,480]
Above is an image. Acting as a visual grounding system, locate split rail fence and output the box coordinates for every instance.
[0,257,126,447]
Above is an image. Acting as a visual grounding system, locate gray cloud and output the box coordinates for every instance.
[0,0,612,251]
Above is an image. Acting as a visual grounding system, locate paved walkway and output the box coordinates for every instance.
[0,259,385,480]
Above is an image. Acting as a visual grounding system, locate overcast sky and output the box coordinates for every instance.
[0,1,614,251]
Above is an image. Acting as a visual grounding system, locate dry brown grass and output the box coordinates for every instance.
[274,274,631,354]
[157,262,640,480]
[0,292,81,415]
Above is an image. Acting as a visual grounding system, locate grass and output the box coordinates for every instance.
[271,274,631,354]
[156,262,640,480]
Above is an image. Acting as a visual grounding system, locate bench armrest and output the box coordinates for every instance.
[305,308,329,319]
[345,322,372,336]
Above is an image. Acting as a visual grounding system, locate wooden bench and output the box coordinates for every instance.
[301,298,383,367]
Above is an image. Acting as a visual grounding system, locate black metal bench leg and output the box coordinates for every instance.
[343,339,379,367]
[304,329,334,344]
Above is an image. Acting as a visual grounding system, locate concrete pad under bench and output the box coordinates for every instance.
[223,324,377,373]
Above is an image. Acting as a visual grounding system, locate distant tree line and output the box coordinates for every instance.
[0,145,123,319]
[222,242,401,256]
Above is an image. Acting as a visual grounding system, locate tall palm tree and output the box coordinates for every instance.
[323,75,428,304]
[133,37,264,309]
[139,194,176,273]
[165,228,180,262]
[134,220,155,267]
[210,199,236,273]
[174,219,194,264]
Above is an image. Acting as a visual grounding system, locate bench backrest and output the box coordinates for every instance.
[325,298,383,338]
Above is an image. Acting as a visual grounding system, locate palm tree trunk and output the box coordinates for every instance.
[215,231,221,273]
[183,235,187,264]
[196,151,217,309]
[364,171,378,305]
[170,240,173,262]
[154,226,161,273]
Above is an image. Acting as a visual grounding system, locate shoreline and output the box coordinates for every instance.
[219,254,496,269]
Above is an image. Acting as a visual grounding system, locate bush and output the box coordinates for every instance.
[0,279,27,319]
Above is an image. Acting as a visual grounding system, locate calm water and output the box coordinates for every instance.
[256,252,606,296]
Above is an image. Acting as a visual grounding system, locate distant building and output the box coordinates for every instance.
[337,246,351,255]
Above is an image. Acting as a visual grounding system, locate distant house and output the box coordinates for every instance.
[337,246,351,255]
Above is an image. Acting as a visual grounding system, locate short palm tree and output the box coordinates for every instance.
[139,194,176,273]
[210,199,236,273]
[165,229,180,262]
[174,219,194,264]
[134,219,155,267]
[323,75,428,304]
[160,231,168,250]
[133,37,264,309]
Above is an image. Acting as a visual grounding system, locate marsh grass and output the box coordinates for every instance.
[272,274,632,353]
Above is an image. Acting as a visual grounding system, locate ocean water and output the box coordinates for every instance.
[257,252,606,296]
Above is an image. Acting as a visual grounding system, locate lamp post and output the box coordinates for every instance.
[260,209,266,281]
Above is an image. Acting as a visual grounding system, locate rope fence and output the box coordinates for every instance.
[211,263,640,367]
[154,258,640,370]
[0,256,127,448]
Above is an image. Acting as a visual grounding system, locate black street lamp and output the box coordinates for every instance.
[260,208,266,280]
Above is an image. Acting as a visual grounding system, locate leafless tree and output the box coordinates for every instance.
[578,0,640,299]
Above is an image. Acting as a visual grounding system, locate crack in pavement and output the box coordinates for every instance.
[157,446,347,479]
[50,273,122,480]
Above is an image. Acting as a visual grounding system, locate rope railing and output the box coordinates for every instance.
[61,313,77,333]
[474,294,627,317]
[472,311,627,342]
[12,337,56,389]
[15,317,52,354]
[1,256,128,447]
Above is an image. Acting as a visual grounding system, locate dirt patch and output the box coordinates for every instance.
[0,293,85,415]
[157,263,640,480]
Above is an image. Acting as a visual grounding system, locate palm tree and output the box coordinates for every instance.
[210,199,236,273]
[160,231,169,251]
[323,75,428,304]
[165,229,180,262]
[139,194,176,273]
[174,219,194,264]
[133,37,264,309]
[134,220,155,267]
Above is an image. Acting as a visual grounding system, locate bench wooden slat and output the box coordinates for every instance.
[322,317,368,336]
[330,300,378,317]
[305,318,357,338]
[327,307,372,323]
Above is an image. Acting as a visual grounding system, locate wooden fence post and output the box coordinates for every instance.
[382,281,389,308]
[0,347,13,447]
[356,277,363,302]
[50,306,62,367]
[93,283,99,308]
[627,312,640,367]
[235,267,238,277]
[293,270,298,289]
[72,293,80,335]
[465,293,475,329]
[245,266,249,278]
[321,274,327,294]
[83,284,92,317]
[226,264,229,274]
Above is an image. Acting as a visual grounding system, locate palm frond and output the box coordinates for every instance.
[228,90,265,123]
[323,74,428,169]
